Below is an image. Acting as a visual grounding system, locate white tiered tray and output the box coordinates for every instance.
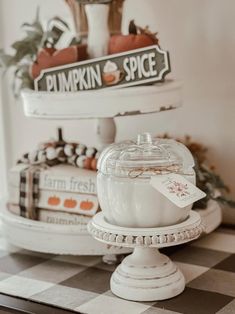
[0,200,221,255]
[0,80,221,256]
[21,80,182,119]
[0,206,130,255]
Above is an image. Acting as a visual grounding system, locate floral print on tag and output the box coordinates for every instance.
[167,181,189,197]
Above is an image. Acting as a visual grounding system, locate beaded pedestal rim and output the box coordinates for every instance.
[88,211,203,248]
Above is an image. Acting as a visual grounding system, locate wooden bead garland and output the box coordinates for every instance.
[18,128,99,171]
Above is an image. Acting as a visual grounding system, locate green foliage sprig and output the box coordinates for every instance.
[0,9,43,94]
[160,134,235,210]
[0,8,76,96]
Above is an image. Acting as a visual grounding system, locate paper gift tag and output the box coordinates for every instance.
[150,173,206,208]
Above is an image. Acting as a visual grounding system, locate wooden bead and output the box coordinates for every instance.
[37,150,46,163]
[83,157,92,169]
[46,147,57,160]
[68,155,77,166]
[56,147,66,162]
[116,235,124,243]
[21,153,30,164]
[75,144,86,155]
[76,156,86,168]
[64,144,75,157]
[28,151,37,163]
[86,147,97,158]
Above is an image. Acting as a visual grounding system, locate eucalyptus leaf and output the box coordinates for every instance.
[0,51,14,68]
[160,134,235,211]
[25,30,43,41]
[214,196,235,208]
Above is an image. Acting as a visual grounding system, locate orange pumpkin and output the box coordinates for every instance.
[91,158,97,171]
[48,195,60,206]
[80,200,94,211]
[30,44,88,79]
[64,198,77,209]
[108,20,158,55]
[83,157,93,170]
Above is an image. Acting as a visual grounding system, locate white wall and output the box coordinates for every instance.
[1,0,235,219]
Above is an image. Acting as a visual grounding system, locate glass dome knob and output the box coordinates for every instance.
[137,132,152,145]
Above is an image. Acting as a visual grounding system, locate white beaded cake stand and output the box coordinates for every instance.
[88,211,203,301]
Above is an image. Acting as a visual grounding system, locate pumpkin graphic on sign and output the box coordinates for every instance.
[80,200,94,211]
[48,195,61,206]
[64,198,77,209]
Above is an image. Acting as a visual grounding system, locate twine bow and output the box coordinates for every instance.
[128,164,181,178]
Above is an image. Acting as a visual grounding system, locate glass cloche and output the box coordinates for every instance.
[97,133,196,228]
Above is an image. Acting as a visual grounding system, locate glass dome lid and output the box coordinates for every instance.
[98,133,195,178]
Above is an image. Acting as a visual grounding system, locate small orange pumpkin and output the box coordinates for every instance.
[30,44,88,79]
[91,158,97,171]
[108,20,158,55]
[80,200,94,211]
[83,157,93,170]
[64,198,77,209]
[48,195,60,206]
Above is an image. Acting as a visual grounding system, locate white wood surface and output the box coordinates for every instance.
[0,207,130,256]
[196,200,222,234]
[21,80,182,149]
[111,247,185,301]
[0,200,221,255]
[21,80,182,119]
[88,211,202,301]
[88,210,202,248]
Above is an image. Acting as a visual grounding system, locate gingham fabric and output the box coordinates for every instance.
[19,167,41,220]
[0,227,234,314]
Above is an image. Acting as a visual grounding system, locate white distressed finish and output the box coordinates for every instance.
[88,211,202,301]
[21,80,182,119]
[21,80,182,148]
[0,200,220,256]
[0,207,130,255]
[196,200,222,234]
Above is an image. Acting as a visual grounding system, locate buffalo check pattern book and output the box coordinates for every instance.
[0,226,234,314]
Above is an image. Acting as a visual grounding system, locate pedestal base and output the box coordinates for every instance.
[111,247,184,301]
[88,211,202,301]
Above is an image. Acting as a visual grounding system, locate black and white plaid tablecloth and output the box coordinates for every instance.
[0,227,234,314]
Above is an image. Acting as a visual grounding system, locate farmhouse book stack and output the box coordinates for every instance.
[8,164,98,226]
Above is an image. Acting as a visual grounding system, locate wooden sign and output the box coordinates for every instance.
[34,45,171,92]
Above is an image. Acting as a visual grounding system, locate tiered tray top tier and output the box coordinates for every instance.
[21,80,182,119]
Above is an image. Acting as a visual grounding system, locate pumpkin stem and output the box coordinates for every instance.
[129,20,137,35]
[57,127,65,144]
[137,25,159,45]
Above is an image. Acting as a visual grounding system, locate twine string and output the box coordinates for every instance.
[127,165,190,178]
